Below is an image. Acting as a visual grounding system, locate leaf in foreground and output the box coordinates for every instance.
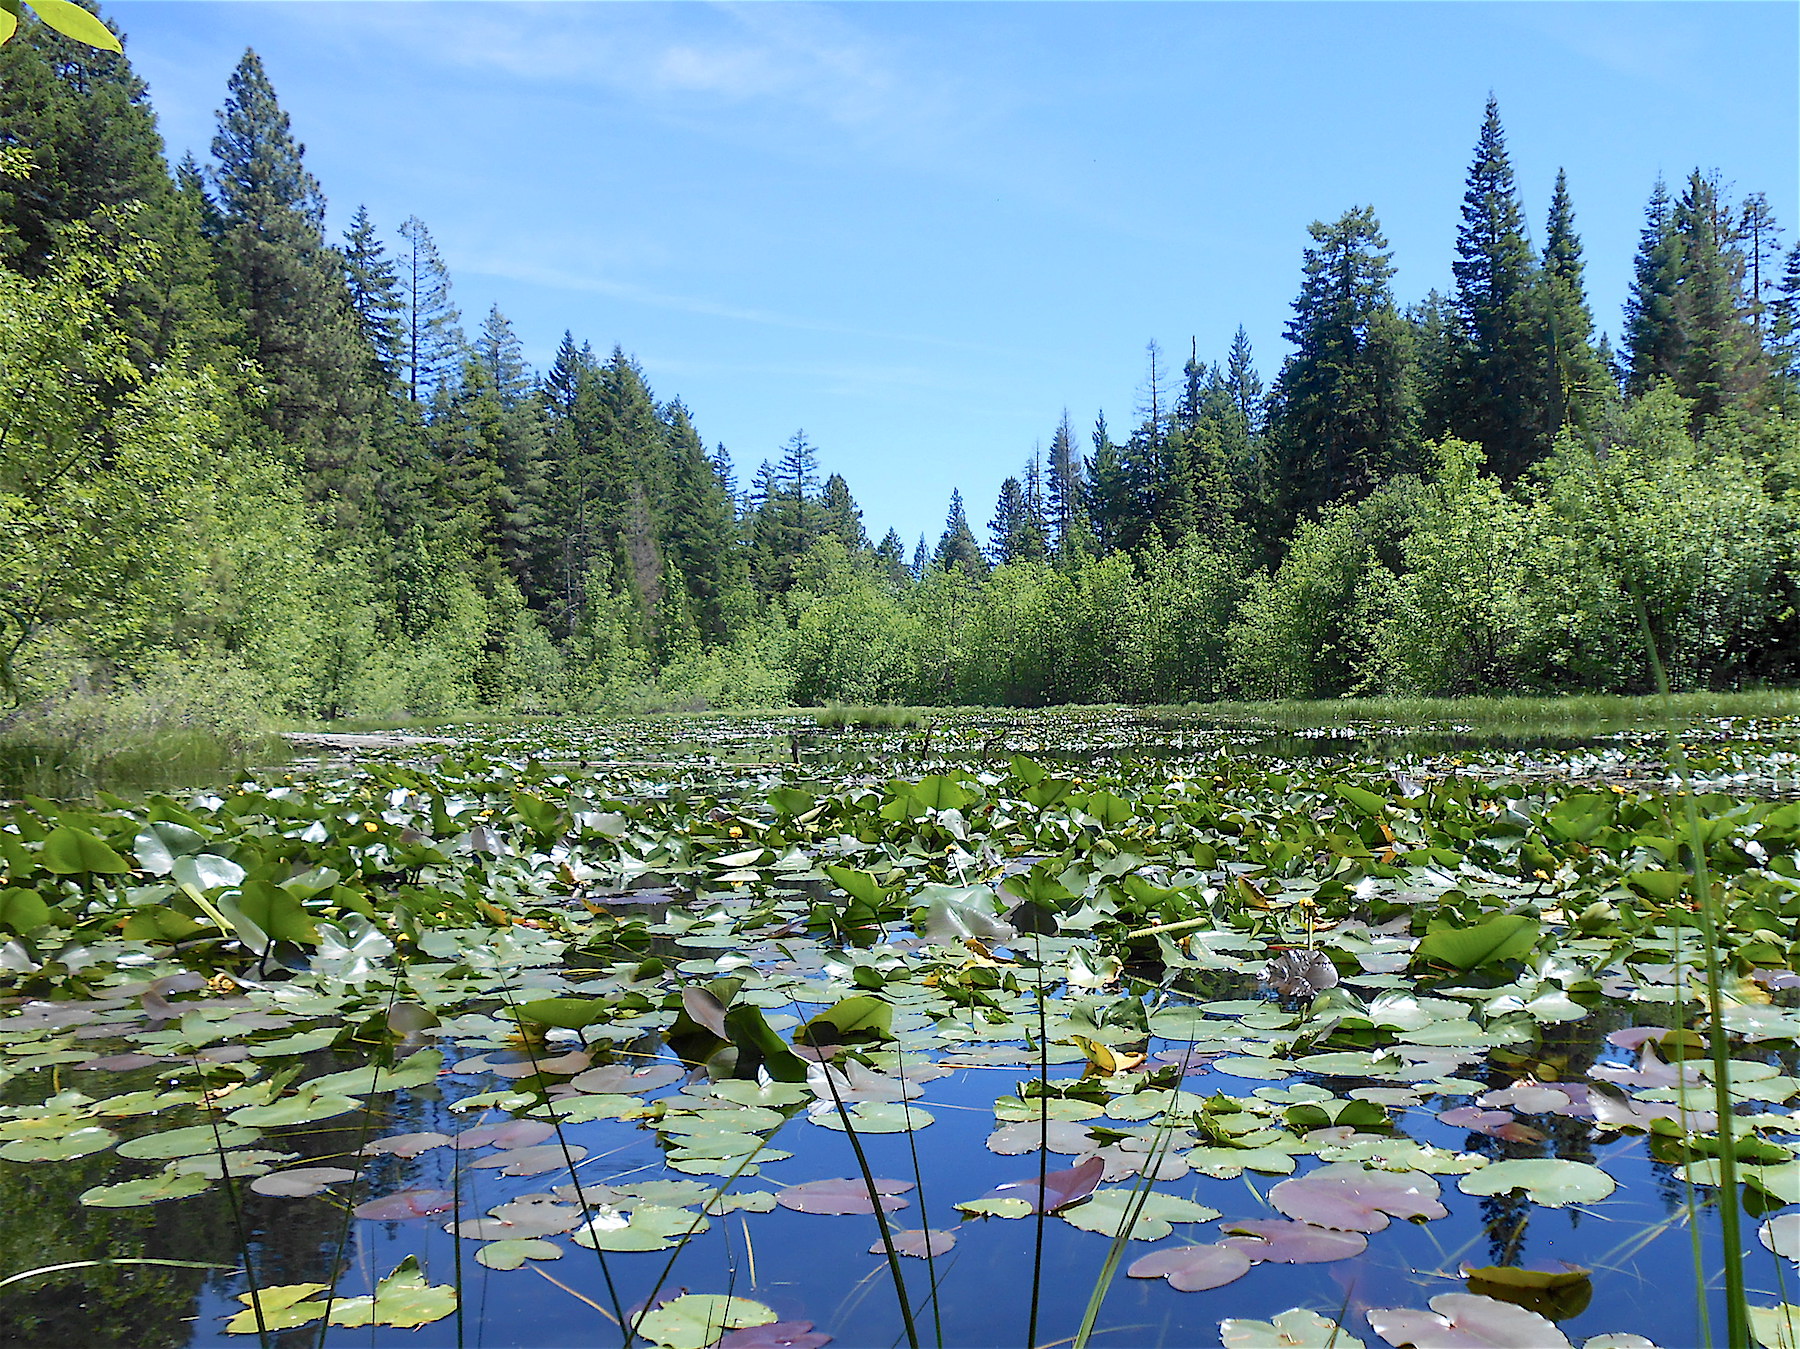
[1750,1304,1800,1349]
[636,1294,778,1349]
[1457,1159,1615,1207]
[224,1283,331,1333]
[1268,1163,1446,1232]
[327,1256,458,1328]
[1221,1307,1367,1348]
[775,1178,913,1215]
[1126,1241,1251,1291]
[1366,1292,1570,1349]
[80,1166,210,1207]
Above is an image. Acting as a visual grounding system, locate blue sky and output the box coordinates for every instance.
[111,2,1798,549]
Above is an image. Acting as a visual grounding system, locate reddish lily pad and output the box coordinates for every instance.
[719,1321,833,1349]
[986,1155,1104,1214]
[873,1228,956,1258]
[1366,1291,1571,1348]
[1127,1241,1253,1291]
[354,1188,458,1221]
[250,1166,357,1198]
[359,1131,451,1158]
[1269,1163,1447,1232]
[775,1178,913,1215]
[1220,1218,1369,1263]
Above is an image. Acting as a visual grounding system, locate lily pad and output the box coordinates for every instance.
[327,1256,457,1329]
[637,1294,779,1349]
[1458,1160,1615,1207]
[81,1166,211,1207]
[475,1238,565,1270]
[1367,1292,1571,1349]
[223,1282,330,1333]
[873,1228,957,1258]
[1221,1308,1367,1348]
[1269,1164,1447,1232]
[353,1187,458,1220]
[1057,1187,1220,1241]
[776,1178,913,1215]
[1220,1218,1369,1263]
[1127,1241,1252,1291]
[250,1166,356,1197]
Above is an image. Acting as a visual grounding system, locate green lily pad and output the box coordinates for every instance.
[1749,1304,1800,1349]
[1458,1159,1616,1207]
[118,1124,258,1159]
[327,1256,458,1328]
[636,1294,778,1349]
[811,1101,934,1133]
[223,1282,330,1333]
[81,1165,211,1207]
[475,1238,564,1270]
[1220,1308,1367,1348]
[226,1094,361,1128]
[0,1125,114,1162]
[1058,1188,1219,1241]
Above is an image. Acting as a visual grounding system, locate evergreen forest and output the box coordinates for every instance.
[4,16,1798,744]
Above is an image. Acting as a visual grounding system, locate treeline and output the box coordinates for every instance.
[1,22,1796,732]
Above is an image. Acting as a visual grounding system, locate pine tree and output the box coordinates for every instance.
[1086,411,1134,556]
[210,48,375,515]
[342,204,403,382]
[818,472,869,553]
[664,400,746,641]
[1047,410,1090,564]
[476,305,532,407]
[1539,168,1608,436]
[1267,206,1416,537]
[934,489,987,577]
[911,534,929,582]
[987,477,1026,564]
[1738,192,1784,344]
[1624,177,1683,394]
[1669,169,1764,421]
[875,529,911,588]
[1225,326,1264,433]
[1447,96,1551,478]
[397,214,463,404]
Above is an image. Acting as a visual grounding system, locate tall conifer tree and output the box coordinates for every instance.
[210,49,375,515]
[397,214,463,404]
[1447,96,1551,478]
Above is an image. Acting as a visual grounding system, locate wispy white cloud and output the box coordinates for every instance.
[303,1,974,160]
[458,250,1014,357]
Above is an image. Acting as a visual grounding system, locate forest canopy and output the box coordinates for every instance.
[1,13,1796,735]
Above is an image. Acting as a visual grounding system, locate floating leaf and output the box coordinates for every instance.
[354,1188,457,1221]
[223,1282,330,1333]
[775,1178,912,1215]
[1127,1241,1252,1291]
[1221,1308,1367,1348]
[326,1256,457,1329]
[718,1320,833,1349]
[1458,1159,1615,1208]
[1749,1305,1800,1349]
[810,1101,934,1133]
[250,1167,356,1197]
[359,1131,451,1158]
[1415,914,1540,971]
[42,826,131,875]
[1367,1292,1571,1349]
[118,1124,258,1159]
[873,1228,956,1258]
[636,1294,778,1349]
[1220,1218,1368,1263]
[475,1238,565,1270]
[469,1142,586,1175]
[1760,1214,1800,1265]
[1058,1188,1219,1241]
[81,1166,210,1207]
[986,1155,1104,1214]
[1269,1164,1447,1232]
[0,1125,114,1163]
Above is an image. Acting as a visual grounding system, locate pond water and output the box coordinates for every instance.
[1,708,1797,1349]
